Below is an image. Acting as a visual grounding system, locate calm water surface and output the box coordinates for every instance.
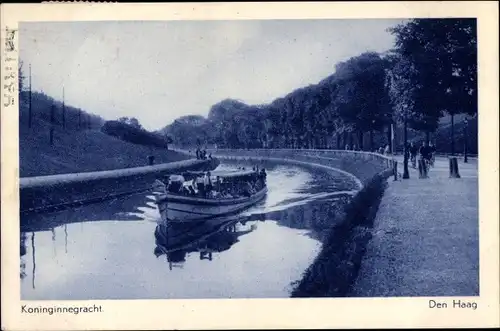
[20,161,358,300]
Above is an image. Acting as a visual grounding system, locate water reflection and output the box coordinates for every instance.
[152,190,351,271]
[20,161,357,299]
[20,192,157,233]
[154,213,265,270]
[32,233,36,289]
[263,195,351,241]
[20,232,27,280]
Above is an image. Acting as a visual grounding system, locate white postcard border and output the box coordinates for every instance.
[1,2,499,330]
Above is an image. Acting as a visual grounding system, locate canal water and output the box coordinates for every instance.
[20,160,359,300]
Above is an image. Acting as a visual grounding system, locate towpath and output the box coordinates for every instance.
[350,156,479,296]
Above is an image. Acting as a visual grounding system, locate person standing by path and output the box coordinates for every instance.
[419,141,432,174]
[409,142,418,168]
[428,142,436,166]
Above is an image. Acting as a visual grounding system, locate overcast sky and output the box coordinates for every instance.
[20,19,402,131]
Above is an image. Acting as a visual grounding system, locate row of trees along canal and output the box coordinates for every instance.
[163,19,477,157]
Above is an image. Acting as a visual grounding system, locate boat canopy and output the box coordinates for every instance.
[181,170,258,181]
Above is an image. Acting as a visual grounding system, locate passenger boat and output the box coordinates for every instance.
[153,169,268,222]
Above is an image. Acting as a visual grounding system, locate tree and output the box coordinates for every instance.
[162,21,476,154]
[388,18,477,150]
[333,52,392,150]
[118,116,143,130]
[386,53,418,141]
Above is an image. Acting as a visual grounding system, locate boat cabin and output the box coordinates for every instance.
[161,168,267,200]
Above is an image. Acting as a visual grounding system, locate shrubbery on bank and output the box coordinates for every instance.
[291,170,391,297]
[101,120,171,149]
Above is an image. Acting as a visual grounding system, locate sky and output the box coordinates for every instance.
[20,19,402,131]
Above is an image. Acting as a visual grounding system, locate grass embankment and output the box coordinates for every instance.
[291,169,392,297]
[20,122,190,177]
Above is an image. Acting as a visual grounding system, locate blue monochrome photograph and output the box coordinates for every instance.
[18,19,478,300]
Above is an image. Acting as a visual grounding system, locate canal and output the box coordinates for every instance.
[20,160,359,300]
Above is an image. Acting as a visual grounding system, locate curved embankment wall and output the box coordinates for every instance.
[205,148,396,186]
[20,158,219,213]
[204,148,395,297]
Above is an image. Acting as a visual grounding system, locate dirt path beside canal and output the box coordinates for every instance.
[350,157,479,296]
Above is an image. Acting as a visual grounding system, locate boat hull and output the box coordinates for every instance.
[155,187,267,222]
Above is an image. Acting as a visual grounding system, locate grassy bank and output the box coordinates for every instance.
[291,169,392,297]
[20,121,190,177]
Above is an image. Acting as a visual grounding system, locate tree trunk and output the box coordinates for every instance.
[336,134,340,149]
[403,119,408,152]
[62,106,65,129]
[387,124,392,150]
[403,119,409,179]
[370,130,374,151]
[463,120,468,163]
[357,131,364,150]
[50,105,55,145]
[450,114,455,155]
[28,77,32,128]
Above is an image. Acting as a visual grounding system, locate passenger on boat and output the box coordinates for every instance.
[254,178,263,191]
[243,181,255,197]
[215,176,222,192]
[188,185,196,196]
[221,189,233,199]
[195,175,205,196]
[204,172,213,197]
[167,175,185,193]
[180,186,191,195]
[209,190,222,199]
[230,186,239,198]
[260,168,267,181]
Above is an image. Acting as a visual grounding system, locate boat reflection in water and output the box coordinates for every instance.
[153,213,265,270]
[19,159,361,299]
